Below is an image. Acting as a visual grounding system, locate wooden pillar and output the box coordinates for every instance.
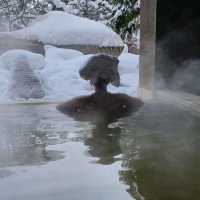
[139,0,157,99]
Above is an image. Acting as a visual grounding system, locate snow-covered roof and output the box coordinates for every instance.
[4,11,124,47]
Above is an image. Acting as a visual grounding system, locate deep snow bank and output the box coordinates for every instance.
[108,53,139,95]
[0,47,139,102]
[45,45,84,61]
[0,50,45,71]
[43,47,139,101]
[0,50,46,101]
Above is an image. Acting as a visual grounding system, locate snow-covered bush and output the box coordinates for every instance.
[110,0,140,44]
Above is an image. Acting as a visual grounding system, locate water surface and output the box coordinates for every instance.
[0,103,199,200]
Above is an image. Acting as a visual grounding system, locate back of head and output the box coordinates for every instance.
[79,54,120,87]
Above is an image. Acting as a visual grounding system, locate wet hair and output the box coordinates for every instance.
[79,54,120,87]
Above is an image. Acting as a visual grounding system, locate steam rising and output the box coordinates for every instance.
[156,26,200,95]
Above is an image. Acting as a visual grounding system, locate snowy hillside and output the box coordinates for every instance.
[4,11,124,47]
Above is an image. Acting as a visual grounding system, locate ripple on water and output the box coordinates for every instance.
[0,102,199,200]
[0,103,133,200]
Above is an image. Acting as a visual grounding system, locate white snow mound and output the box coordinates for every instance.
[43,52,139,101]
[0,50,46,101]
[0,48,139,102]
[0,50,45,71]
[108,53,139,95]
[7,11,124,47]
[45,45,84,60]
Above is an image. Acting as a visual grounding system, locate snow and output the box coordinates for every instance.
[108,53,139,95]
[45,45,84,61]
[121,44,129,54]
[4,11,124,47]
[0,67,10,100]
[0,50,45,71]
[49,0,68,11]
[0,48,139,103]
[42,53,93,100]
[0,50,46,101]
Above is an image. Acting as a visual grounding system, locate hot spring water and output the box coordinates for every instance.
[0,102,199,200]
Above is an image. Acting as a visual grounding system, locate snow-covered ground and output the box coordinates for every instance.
[2,11,124,47]
[0,47,139,103]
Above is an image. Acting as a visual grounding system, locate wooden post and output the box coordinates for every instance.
[139,0,157,99]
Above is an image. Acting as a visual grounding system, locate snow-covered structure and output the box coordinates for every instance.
[0,11,124,56]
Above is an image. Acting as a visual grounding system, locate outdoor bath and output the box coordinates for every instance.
[1,1,200,199]
[0,101,199,200]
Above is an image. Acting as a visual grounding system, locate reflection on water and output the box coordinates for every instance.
[0,104,132,200]
[0,103,200,200]
[119,103,200,200]
[85,123,122,165]
[0,104,69,167]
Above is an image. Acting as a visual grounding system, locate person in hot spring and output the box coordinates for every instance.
[57,54,143,123]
